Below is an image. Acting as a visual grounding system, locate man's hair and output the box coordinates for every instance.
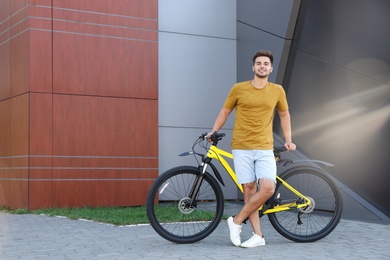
[252,50,273,65]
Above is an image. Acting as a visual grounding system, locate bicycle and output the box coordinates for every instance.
[146,132,343,244]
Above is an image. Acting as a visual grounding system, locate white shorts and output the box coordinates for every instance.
[232,149,276,184]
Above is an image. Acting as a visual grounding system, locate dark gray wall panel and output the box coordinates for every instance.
[285,0,390,216]
[236,22,290,83]
[236,0,301,84]
[237,0,300,39]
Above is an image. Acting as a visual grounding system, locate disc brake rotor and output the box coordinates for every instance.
[299,196,315,213]
[178,197,195,214]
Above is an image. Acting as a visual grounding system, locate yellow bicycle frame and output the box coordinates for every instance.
[206,145,311,214]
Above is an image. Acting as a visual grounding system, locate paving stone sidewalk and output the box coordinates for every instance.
[1,212,389,260]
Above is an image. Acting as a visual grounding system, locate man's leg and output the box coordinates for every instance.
[234,178,275,237]
[241,182,262,236]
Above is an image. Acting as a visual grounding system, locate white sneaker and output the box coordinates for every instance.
[227,216,242,246]
[241,233,266,248]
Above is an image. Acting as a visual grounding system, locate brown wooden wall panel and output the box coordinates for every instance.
[29,93,53,155]
[0,180,9,206]
[51,0,158,99]
[31,0,52,6]
[0,40,11,100]
[51,169,156,180]
[29,31,52,93]
[53,10,157,41]
[10,94,29,156]
[52,181,111,208]
[112,180,154,206]
[0,9,11,100]
[29,4,52,93]
[8,94,29,209]
[10,1,28,12]
[53,34,157,98]
[0,94,29,209]
[0,0,158,210]
[0,98,11,207]
[8,179,28,209]
[51,180,154,208]
[28,178,52,210]
[52,157,158,168]
[53,0,158,19]
[0,100,11,156]
[53,95,158,157]
[10,31,30,97]
[53,8,157,33]
[0,1,10,21]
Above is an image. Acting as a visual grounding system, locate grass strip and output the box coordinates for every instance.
[1,206,149,226]
[1,205,228,226]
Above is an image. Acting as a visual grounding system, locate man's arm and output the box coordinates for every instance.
[278,110,296,151]
[210,107,232,133]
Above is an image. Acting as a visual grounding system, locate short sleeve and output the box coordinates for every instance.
[223,85,238,110]
[276,86,289,112]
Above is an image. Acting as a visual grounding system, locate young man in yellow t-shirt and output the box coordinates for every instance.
[209,50,296,248]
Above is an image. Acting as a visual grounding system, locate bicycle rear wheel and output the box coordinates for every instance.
[268,166,343,242]
[146,166,224,243]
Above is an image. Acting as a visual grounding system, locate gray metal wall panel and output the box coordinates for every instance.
[159,0,236,39]
[158,0,237,198]
[158,32,236,128]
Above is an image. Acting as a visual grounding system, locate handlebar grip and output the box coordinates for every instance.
[200,132,225,141]
[274,146,287,152]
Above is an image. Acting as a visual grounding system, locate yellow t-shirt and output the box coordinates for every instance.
[223,81,289,150]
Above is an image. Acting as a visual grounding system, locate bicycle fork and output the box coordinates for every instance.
[185,163,209,208]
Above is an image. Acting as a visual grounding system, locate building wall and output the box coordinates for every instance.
[158,0,300,199]
[158,0,238,198]
[3,0,387,218]
[0,0,158,210]
[284,0,390,216]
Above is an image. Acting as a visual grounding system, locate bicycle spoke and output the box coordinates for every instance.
[146,166,224,243]
[268,166,342,242]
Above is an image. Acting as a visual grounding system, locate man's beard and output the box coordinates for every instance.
[255,72,269,79]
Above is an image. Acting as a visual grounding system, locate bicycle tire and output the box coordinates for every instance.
[268,166,343,242]
[146,166,224,243]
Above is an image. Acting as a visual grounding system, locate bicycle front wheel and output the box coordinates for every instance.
[146,166,224,243]
[268,166,343,242]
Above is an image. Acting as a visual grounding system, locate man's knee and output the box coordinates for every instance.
[242,182,257,202]
[258,178,276,198]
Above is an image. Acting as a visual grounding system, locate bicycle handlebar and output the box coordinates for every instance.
[200,132,288,153]
[200,132,226,146]
[274,147,287,153]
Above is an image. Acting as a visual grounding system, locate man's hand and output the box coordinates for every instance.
[284,142,296,151]
[206,131,216,143]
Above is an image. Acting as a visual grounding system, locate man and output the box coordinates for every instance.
[208,50,296,248]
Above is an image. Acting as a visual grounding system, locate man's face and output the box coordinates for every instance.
[252,56,273,78]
